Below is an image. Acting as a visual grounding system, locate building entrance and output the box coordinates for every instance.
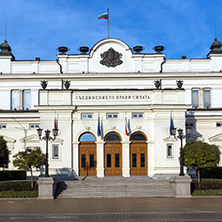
[104,133,122,176]
[79,133,97,176]
[130,132,147,176]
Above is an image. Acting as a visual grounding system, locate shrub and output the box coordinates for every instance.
[0,191,38,198]
[0,171,26,181]
[192,179,222,190]
[0,181,38,191]
[200,167,222,179]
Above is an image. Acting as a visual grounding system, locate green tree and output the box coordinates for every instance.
[183,141,221,185]
[0,136,9,169]
[13,147,45,189]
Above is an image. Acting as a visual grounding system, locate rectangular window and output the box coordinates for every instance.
[115,154,120,168]
[29,124,39,129]
[167,144,173,158]
[11,90,20,110]
[81,114,93,119]
[132,113,144,118]
[107,154,111,167]
[90,154,94,168]
[52,145,59,159]
[192,89,199,108]
[23,90,31,110]
[132,154,137,167]
[107,113,118,119]
[81,154,86,168]
[140,154,145,167]
[203,89,211,108]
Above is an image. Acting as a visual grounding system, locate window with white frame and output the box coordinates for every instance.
[203,89,211,108]
[107,113,118,119]
[167,144,173,158]
[81,114,93,119]
[191,89,199,108]
[52,144,59,159]
[132,113,144,118]
[23,90,31,110]
[11,90,20,110]
[11,90,31,110]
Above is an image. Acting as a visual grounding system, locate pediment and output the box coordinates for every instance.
[209,133,222,142]
[0,134,16,143]
[163,136,177,142]
[20,134,40,143]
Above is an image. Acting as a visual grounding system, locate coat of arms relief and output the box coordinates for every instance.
[100,47,123,68]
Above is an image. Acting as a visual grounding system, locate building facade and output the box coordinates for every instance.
[0,37,222,178]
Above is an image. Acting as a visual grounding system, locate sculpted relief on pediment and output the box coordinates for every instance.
[100,47,123,68]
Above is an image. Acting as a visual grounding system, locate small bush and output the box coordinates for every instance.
[0,191,38,198]
[0,181,38,191]
[200,167,222,179]
[192,179,222,190]
[192,190,222,196]
[0,171,26,181]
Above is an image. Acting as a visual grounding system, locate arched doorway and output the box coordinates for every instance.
[79,133,97,176]
[104,132,122,176]
[130,132,147,176]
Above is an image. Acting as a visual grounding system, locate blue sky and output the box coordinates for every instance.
[0,0,222,60]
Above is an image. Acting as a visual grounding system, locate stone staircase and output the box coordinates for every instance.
[56,176,175,198]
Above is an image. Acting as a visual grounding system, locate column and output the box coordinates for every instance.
[72,142,79,177]
[122,141,131,177]
[96,141,105,178]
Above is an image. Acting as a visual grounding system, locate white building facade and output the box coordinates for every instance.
[0,37,222,178]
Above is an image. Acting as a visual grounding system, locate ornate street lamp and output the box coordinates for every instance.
[37,127,58,177]
[171,127,191,176]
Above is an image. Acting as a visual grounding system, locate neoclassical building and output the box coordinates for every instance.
[0,37,222,178]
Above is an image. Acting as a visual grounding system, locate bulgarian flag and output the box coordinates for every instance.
[98,12,108,20]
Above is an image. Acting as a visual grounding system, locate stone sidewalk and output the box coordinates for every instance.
[0,197,222,221]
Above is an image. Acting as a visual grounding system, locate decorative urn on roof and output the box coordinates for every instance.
[57,46,70,55]
[133,46,144,54]
[153,45,165,54]
[78,46,89,54]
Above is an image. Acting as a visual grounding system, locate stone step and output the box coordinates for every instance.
[56,177,175,198]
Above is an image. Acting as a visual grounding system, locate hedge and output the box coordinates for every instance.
[0,171,26,181]
[200,167,222,179]
[192,179,222,190]
[0,181,38,191]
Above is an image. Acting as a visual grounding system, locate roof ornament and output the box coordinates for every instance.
[133,46,144,54]
[56,46,69,55]
[153,45,165,54]
[78,46,89,54]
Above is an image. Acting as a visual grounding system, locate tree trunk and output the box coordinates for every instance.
[197,167,201,188]
[30,167,33,190]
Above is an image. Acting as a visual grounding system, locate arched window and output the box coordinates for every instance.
[79,133,96,142]
[130,132,146,141]
[105,133,121,141]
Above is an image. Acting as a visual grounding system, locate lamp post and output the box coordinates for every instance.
[37,127,58,177]
[171,127,191,176]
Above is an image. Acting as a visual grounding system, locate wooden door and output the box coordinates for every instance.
[130,142,147,176]
[79,142,97,176]
[104,142,122,176]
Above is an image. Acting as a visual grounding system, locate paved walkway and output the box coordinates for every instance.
[0,197,222,221]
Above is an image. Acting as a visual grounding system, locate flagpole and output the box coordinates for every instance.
[107,8,109,38]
